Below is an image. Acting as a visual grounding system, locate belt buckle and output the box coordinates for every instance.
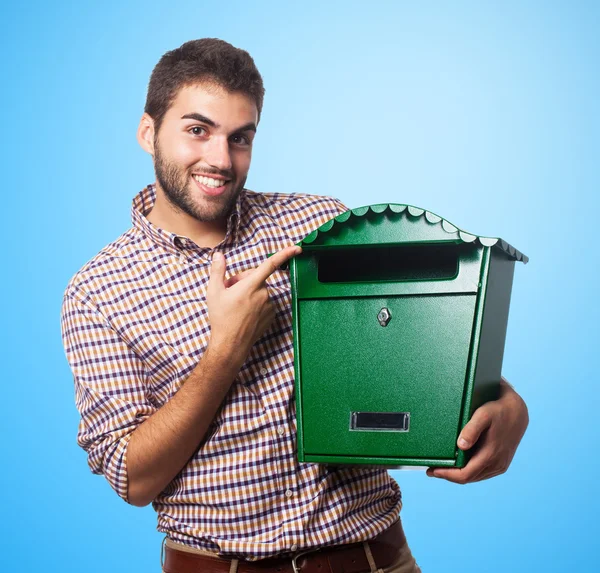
[291,549,313,573]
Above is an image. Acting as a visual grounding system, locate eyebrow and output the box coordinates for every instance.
[181,113,257,133]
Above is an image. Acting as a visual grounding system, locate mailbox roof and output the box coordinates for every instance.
[300,203,528,263]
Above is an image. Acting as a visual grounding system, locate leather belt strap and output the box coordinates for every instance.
[163,520,406,573]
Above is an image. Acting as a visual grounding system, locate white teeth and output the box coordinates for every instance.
[193,174,226,188]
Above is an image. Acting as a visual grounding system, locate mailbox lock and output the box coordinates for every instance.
[377,307,391,327]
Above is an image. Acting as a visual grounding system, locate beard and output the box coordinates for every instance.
[153,141,245,223]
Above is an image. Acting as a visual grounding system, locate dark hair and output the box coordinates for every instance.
[145,38,265,133]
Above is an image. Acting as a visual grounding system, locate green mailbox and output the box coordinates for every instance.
[290,204,527,468]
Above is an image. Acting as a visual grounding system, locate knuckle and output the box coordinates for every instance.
[460,467,478,484]
[266,259,278,274]
[477,411,492,427]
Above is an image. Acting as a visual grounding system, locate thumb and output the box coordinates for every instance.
[208,251,226,293]
[457,406,493,450]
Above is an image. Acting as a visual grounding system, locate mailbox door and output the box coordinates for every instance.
[298,294,477,461]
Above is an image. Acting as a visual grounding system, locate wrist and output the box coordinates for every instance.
[498,380,529,423]
[205,337,248,376]
[499,377,516,399]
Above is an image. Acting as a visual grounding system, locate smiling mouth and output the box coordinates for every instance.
[192,174,229,188]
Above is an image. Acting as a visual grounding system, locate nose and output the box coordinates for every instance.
[204,136,232,172]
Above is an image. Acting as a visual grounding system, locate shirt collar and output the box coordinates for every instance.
[131,183,244,255]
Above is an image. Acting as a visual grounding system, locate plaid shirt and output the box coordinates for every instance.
[61,184,401,559]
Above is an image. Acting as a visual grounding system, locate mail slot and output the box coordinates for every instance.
[290,204,527,468]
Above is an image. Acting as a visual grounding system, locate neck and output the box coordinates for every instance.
[146,185,228,248]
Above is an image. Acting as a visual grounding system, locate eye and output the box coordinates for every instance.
[189,126,207,136]
[230,133,251,146]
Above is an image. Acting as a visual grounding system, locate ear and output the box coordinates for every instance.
[137,113,156,155]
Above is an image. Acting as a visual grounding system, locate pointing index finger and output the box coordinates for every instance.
[251,246,302,286]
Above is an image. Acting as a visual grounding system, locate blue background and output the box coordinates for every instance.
[2,1,598,571]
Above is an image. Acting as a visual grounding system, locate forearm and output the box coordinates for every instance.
[125,342,244,506]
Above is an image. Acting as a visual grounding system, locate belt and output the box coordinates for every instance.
[163,520,406,573]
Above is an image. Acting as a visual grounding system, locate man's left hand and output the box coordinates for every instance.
[426,377,529,484]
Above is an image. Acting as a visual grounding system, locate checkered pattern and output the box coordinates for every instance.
[61,184,401,558]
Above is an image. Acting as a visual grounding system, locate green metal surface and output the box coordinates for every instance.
[295,243,483,299]
[299,295,476,459]
[301,203,528,263]
[291,203,527,468]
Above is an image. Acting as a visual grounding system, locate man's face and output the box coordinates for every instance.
[152,83,258,223]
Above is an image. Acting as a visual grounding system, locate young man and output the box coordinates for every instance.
[61,39,528,573]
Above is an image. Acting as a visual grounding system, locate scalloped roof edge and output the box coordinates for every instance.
[300,203,528,263]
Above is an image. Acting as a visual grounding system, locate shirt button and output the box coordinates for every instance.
[178,254,186,264]
[290,544,298,552]
[277,426,285,436]
[260,367,268,376]
[285,489,293,498]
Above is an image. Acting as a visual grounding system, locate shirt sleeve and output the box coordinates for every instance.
[309,195,350,221]
[60,287,157,503]
[329,196,350,216]
[307,195,350,235]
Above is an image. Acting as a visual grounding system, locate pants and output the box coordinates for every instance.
[162,526,422,572]
[380,538,421,573]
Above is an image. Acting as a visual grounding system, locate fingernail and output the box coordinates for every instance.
[212,252,223,261]
[458,437,469,448]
